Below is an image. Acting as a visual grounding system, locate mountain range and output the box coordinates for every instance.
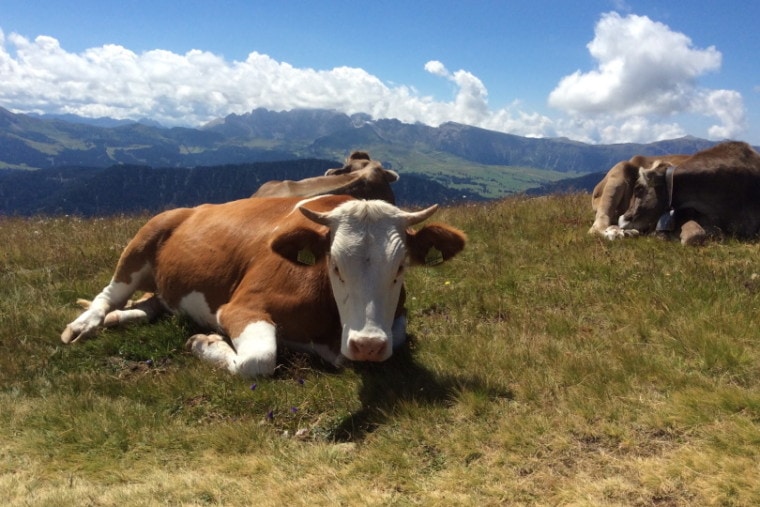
[0,106,727,214]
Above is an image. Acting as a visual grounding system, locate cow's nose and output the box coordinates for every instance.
[347,335,390,362]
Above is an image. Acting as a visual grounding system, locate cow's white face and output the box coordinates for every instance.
[300,199,437,362]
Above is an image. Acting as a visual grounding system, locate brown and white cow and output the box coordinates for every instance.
[619,141,760,245]
[589,154,690,239]
[253,151,398,204]
[61,195,466,377]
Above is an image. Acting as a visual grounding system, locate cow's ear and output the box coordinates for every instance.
[384,169,400,183]
[406,224,467,266]
[270,228,329,266]
[639,167,662,185]
[621,162,639,181]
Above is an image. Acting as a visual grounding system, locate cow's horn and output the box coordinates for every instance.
[404,204,438,226]
[299,205,331,226]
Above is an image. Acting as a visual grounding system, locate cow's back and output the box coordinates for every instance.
[673,143,760,236]
[150,197,337,320]
[253,159,398,204]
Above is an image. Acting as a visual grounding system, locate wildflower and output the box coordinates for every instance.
[249,383,257,391]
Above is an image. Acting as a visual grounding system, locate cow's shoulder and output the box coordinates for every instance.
[606,160,643,183]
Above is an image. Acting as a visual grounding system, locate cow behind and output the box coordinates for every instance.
[253,151,398,204]
[589,154,690,239]
[619,141,760,245]
[61,195,466,377]
[324,150,373,175]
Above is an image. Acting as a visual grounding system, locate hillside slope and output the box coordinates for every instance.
[0,159,479,216]
[1,107,722,198]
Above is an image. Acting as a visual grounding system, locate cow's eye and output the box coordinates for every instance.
[333,264,344,282]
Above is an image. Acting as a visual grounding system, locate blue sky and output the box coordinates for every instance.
[1,0,758,144]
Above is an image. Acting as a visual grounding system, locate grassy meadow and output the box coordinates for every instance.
[2,193,760,505]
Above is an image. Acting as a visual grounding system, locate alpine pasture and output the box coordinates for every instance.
[2,193,760,505]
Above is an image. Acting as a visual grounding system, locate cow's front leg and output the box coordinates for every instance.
[62,278,139,343]
[603,225,639,240]
[679,220,708,246]
[101,293,168,327]
[186,333,239,373]
[62,264,154,343]
[230,321,278,377]
[187,321,277,377]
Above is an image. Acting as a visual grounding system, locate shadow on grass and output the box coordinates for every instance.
[327,334,513,442]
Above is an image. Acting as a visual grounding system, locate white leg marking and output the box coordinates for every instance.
[178,291,217,328]
[604,225,638,240]
[61,279,136,343]
[603,225,626,241]
[231,322,278,378]
[62,264,153,343]
[103,293,167,327]
[186,333,237,371]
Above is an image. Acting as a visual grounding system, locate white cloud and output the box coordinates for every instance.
[0,15,748,144]
[548,12,745,142]
[0,29,553,138]
[693,89,746,139]
[423,60,448,77]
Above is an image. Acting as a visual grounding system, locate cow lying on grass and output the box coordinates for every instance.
[589,154,690,239]
[61,195,466,377]
[619,141,760,245]
[253,151,398,204]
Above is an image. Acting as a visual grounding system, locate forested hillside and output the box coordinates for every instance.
[0,159,480,216]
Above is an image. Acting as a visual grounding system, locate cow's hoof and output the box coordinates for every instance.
[61,324,90,344]
[76,298,93,309]
[103,312,121,327]
[681,233,707,246]
[680,220,708,246]
[185,333,225,351]
[603,226,627,240]
[61,325,78,344]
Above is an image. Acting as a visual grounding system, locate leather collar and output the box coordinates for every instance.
[665,164,676,208]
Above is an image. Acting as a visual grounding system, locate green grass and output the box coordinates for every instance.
[316,144,576,197]
[3,194,760,505]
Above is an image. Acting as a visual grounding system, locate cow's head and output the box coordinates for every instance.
[618,161,672,234]
[325,151,374,176]
[589,160,645,236]
[296,198,466,363]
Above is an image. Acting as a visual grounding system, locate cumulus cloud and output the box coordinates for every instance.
[548,12,745,142]
[422,60,491,126]
[0,29,555,138]
[0,32,455,128]
[423,60,448,77]
[0,15,748,144]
